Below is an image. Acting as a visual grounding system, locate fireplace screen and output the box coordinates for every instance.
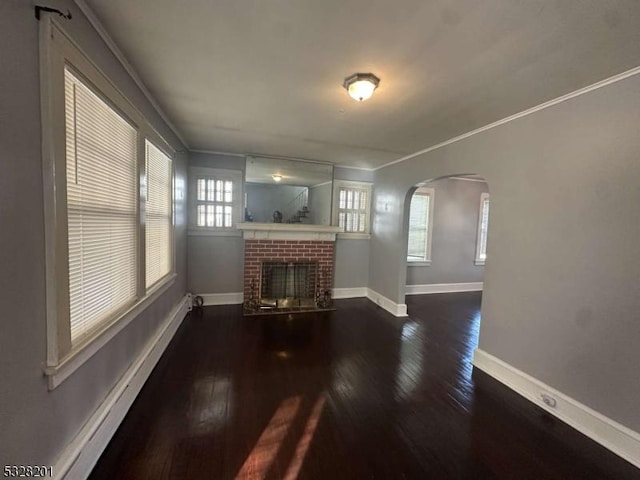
[260,261,318,306]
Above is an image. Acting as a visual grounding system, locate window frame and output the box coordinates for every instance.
[475,192,490,265]
[40,18,176,388]
[188,166,243,236]
[407,187,435,266]
[331,180,373,239]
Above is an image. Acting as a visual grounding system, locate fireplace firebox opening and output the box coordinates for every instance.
[244,260,333,315]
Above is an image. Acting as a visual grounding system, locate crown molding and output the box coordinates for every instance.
[190,149,247,157]
[73,0,189,149]
[449,176,488,183]
[334,164,375,172]
[374,64,640,171]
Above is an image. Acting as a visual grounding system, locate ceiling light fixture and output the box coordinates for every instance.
[343,73,380,102]
[272,174,283,182]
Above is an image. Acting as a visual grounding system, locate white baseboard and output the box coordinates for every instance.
[366,288,408,317]
[406,282,483,295]
[54,294,192,480]
[473,349,640,469]
[197,292,244,306]
[332,287,368,299]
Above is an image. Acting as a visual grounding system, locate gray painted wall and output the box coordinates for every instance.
[334,166,375,183]
[188,235,244,293]
[334,239,370,288]
[368,73,640,432]
[190,151,246,171]
[187,153,245,294]
[406,178,488,285]
[0,0,187,467]
[332,167,375,289]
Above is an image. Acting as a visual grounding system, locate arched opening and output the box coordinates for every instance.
[402,174,490,355]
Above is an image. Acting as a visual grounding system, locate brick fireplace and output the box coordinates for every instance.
[237,223,341,314]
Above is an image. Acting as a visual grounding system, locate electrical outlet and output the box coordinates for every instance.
[541,393,557,408]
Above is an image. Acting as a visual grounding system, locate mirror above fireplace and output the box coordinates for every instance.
[245,156,334,225]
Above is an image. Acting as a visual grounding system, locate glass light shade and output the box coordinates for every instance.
[348,80,376,101]
[272,174,283,182]
[344,73,380,102]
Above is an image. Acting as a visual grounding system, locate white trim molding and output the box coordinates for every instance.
[406,282,483,295]
[366,288,408,317]
[190,149,246,158]
[53,294,192,480]
[197,292,244,306]
[44,274,176,389]
[449,176,488,183]
[332,287,368,299]
[236,222,342,241]
[407,261,432,267]
[473,349,640,469]
[335,164,375,172]
[337,232,371,240]
[374,64,640,172]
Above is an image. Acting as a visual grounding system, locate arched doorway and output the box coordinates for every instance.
[402,174,490,317]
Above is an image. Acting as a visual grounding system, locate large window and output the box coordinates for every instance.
[407,187,435,263]
[188,167,243,233]
[332,180,372,236]
[41,21,175,385]
[145,140,173,289]
[65,68,139,344]
[475,192,490,265]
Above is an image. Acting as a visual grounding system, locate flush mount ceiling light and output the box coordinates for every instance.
[343,73,380,101]
[272,174,283,182]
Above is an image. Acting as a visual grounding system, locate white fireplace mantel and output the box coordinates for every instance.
[236,223,342,241]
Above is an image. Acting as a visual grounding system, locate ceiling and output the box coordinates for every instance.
[84,0,640,169]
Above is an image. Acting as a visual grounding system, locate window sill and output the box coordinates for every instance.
[44,273,177,390]
[407,260,432,267]
[475,260,486,266]
[337,232,371,240]
[188,229,242,237]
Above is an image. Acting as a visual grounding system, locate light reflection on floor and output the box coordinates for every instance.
[462,310,482,372]
[283,396,326,480]
[395,320,424,401]
[234,395,326,480]
[235,396,302,479]
[189,376,232,435]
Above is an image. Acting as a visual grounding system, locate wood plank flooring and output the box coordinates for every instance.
[90,293,640,479]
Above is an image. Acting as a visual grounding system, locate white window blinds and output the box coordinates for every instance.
[64,68,138,344]
[407,193,430,261]
[338,187,368,233]
[145,141,173,289]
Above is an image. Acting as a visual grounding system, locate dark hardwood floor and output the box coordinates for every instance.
[90,293,640,479]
